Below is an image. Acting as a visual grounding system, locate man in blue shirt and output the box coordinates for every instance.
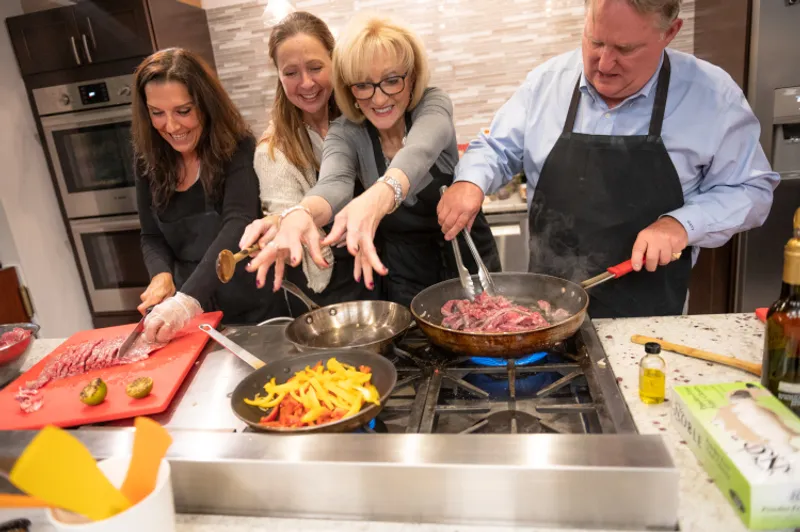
[438,0,779,318]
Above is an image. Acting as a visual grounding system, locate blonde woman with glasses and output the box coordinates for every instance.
[241,14,500,306]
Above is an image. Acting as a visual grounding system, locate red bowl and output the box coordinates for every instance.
[0,323,40,365]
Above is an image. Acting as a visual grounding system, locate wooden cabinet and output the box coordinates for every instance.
[0,267,31,325]
[5,0,215,78]
[6,6,83,76]
[74,0,154,65]
[687,0,752,315]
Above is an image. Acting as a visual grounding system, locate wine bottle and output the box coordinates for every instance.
[762,207,800,415]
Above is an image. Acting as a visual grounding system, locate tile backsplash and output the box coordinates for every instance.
[207,0,695,144]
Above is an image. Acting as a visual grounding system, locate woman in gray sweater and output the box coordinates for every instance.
[242,14,499,307]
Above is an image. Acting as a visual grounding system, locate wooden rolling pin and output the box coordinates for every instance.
[630,335,762,376]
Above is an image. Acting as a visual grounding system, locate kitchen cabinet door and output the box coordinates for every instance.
[0,267,31,324]
[5,7,83,76]
[74,0,154,65]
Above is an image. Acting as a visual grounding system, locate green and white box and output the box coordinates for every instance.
[672,382,800,530]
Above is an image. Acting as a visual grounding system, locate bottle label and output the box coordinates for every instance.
[777,382,800,408]
[777,381,800,394]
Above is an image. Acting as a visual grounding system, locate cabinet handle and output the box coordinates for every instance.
[85,17,97,48]
[70,36,81,65]
[81,34,93,63]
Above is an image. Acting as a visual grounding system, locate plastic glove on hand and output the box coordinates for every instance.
[143,292,201,344]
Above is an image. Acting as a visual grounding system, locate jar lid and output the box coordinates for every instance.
[645,342,662,354]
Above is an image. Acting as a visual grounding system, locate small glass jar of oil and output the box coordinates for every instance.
[639,342,666,404]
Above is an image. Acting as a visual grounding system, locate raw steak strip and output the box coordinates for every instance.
[14,334,165,413]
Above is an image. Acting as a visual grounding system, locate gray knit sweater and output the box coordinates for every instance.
[308,87,459,214]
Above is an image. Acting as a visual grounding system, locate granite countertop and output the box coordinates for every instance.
[3,313,789,532]
[481,188,528,214]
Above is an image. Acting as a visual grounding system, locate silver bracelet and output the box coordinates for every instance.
[279,204,312,222]
[376,175,403,213]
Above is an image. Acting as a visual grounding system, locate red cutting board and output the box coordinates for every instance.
[0,311,222,430]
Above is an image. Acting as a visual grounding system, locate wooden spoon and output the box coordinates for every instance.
[631,335,762,376]
[216,243,260,283]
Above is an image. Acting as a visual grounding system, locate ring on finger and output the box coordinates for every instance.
[671,251,682,260]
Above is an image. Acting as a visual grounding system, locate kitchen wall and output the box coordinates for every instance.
[204,0,695,144]
[0,1,92,336]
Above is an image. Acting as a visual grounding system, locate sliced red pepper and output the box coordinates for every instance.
[259,406,279,424]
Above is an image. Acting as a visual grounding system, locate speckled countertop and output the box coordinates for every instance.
[3,313,792,532]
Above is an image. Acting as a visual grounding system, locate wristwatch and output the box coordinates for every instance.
[376,175,403,213]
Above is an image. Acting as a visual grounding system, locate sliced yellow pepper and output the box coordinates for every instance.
[301,406,327,424]
[249,357,379,426]
[344,395,363,418]
[355,385,380,406]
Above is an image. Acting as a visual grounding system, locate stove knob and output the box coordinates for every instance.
[60,94,70,106]
[118,86,132,97]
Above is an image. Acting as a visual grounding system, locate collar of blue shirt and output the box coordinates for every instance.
[578,50,666,109]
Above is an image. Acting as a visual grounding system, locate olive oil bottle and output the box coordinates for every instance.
[761,207,800,415]
[639,342,666,404]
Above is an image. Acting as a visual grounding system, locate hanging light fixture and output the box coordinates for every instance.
[262,0,295,27]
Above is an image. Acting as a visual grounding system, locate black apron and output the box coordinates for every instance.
[529,53,692,319]
[366,113,501,307]
[154,185,289,325]
[283,178,379,316]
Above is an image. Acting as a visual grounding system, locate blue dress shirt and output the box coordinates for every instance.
[455,48,779,261]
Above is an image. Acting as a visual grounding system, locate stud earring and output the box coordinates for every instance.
[355,102,360,109]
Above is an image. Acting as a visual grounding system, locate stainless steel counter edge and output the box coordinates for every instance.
[0,431,679,530]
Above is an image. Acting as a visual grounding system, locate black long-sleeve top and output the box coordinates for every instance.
[136,137,260,306]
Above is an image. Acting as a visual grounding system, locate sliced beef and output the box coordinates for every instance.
[440,292,569,333]
[0,328,32,349]
[14,334,165,413]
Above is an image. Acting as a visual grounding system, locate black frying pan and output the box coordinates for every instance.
[230,349,398,433]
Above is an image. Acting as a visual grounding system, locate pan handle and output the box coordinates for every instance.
[281,280,321,311]
[199,324,265,370]
[258,317,294,326]
[581,260,635,289]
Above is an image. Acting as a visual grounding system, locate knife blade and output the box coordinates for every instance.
[115,307,153,361]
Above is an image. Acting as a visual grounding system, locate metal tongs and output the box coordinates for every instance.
[439,186,497,300]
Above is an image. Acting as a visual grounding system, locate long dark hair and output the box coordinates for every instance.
[264,11,339,171]
[132,48,252,209]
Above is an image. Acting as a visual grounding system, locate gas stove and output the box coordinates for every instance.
[360,325,628,435]
[225,318,635,436]
[0,318,676,530]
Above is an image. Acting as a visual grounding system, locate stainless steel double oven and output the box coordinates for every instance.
[33,74,148,314]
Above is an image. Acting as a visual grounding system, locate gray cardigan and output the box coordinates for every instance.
[308,87,459,214]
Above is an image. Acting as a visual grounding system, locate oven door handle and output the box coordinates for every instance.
[69,215,141,234]
[40,105,132,130]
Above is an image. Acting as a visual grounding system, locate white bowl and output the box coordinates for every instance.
[46,456,175,532]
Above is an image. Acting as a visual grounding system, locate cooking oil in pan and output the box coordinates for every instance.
[639,341,666,404]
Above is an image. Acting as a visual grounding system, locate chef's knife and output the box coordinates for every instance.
[115,307,153,361]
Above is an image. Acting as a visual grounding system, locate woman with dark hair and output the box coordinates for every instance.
[133,47,288,343]
[245,11,373,312]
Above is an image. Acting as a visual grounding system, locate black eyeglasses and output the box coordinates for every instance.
[349,73,408,101]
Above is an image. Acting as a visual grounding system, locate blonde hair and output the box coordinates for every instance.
[263,11,339,171]
[332,14,430,123]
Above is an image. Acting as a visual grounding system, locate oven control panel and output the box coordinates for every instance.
[32,74,134,116]
[79,82,110,106]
